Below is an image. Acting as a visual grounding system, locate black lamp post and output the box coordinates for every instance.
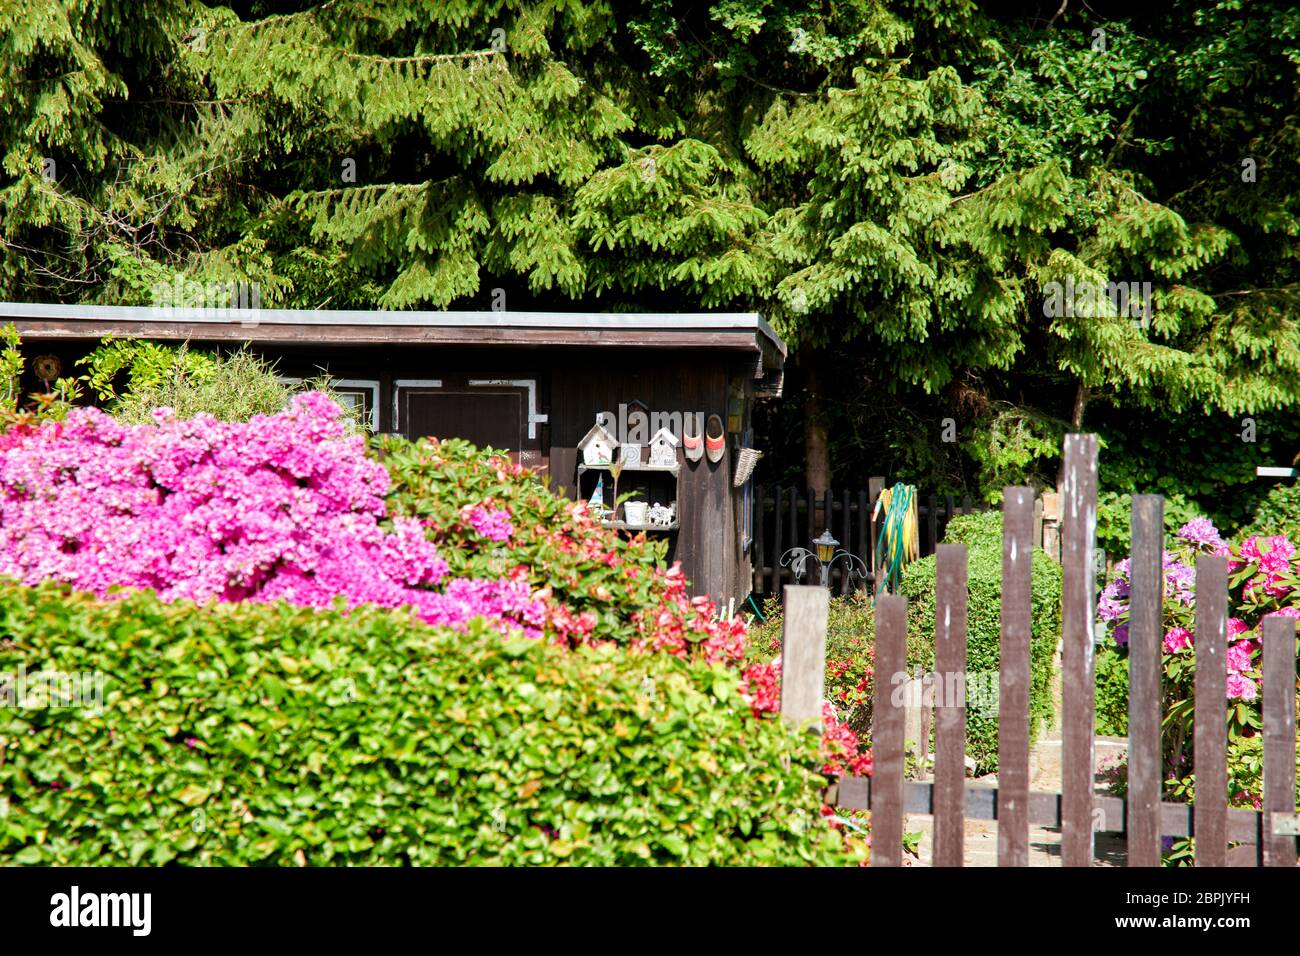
[780,529,868,590]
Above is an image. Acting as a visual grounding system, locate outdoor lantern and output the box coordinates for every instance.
[813,529,838,587]
[813,529,838,564]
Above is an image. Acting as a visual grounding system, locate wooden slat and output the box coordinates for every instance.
[869,477,885,579]
[1060,434,1099,867]
[753,484,766,594]
[933,544,968,866]
[927,493,938,557]
[806,488,817,550]
[772,485,784,592]
[1262,614,1297,867]
[840,489,852,595]
[871,594,908,867]
[998,487,1034,866]
[780,586,829,732]
[1194,555,1229,867]
[857,489,869,595]
[788,487,798,584]
[1128,494,1164,867]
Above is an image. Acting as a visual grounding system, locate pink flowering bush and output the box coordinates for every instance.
[0,394,544,635]
[1098,518,1300,816]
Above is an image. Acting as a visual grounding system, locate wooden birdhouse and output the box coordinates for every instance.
[578,420,618,466]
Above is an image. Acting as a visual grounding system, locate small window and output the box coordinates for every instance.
[277,376,379,432]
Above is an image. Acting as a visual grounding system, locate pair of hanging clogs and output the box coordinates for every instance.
[682,414,725,464]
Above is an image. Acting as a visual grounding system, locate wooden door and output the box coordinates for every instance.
[394,377,545,472]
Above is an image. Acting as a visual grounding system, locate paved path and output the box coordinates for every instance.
[903,732,1129,866]
[900,652,1132,866]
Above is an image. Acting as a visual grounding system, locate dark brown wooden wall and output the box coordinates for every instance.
[546,352,738,605]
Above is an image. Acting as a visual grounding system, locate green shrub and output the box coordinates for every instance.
[0,582,861,866]
[941,510,1003,549]
[900,520,1061,773]
[77,339,359,428]
[1240,480,1300,542]
[1094,642,1129,736]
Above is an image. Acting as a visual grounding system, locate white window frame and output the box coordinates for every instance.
[332,379,380,432]
[278,375,380,432]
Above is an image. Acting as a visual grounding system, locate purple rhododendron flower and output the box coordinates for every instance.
[1177,517,1224,550]
[1113,623,1129,647]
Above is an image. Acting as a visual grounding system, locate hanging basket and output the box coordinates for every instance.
[732,447,762,487]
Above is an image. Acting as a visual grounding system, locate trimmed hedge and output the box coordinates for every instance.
[901,520,1061,773]
[0,583,861,866]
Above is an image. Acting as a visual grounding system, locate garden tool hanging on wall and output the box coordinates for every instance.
[872,483,919,597]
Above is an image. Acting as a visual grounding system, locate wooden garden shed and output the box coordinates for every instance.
[3,302,786,606]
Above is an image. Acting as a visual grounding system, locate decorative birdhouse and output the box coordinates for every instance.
[578,420,618,466]
[648,427,679,467]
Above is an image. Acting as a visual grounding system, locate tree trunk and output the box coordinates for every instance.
[1057,382,1090,490]
[803,360,830,496]
[1070,383,1090,431]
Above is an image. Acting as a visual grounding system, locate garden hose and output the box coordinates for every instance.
[746,592,767,622]
[873,483,919,597]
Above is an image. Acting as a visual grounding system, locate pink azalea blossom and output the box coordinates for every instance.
[1226,673,1258,701]
[1162,626,1193,653]
[0,394,538,635]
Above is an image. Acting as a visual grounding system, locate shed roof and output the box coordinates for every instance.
[0,302,786,367]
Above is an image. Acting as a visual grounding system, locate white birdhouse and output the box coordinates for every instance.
[648,427,679,467]
[578,421,618,466]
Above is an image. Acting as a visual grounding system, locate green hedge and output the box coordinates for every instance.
[0,583,860,865]
[901,521,1061,773]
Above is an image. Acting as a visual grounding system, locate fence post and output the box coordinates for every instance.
[1061,434,1099,867]
[998,487,1034,866]
[868,477,885,580]
[1262,614,1297,867]
[1041,491,1060,560]
[1193,555,1229,867]
[779,586,828,733]
[1033,495,1044,552]
[1128,494,1164,867]
[933,544,968,866]
[871,593,908,867]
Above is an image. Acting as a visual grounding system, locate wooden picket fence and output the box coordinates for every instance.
[752,482,1010,596]
[779,435,1299,866]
